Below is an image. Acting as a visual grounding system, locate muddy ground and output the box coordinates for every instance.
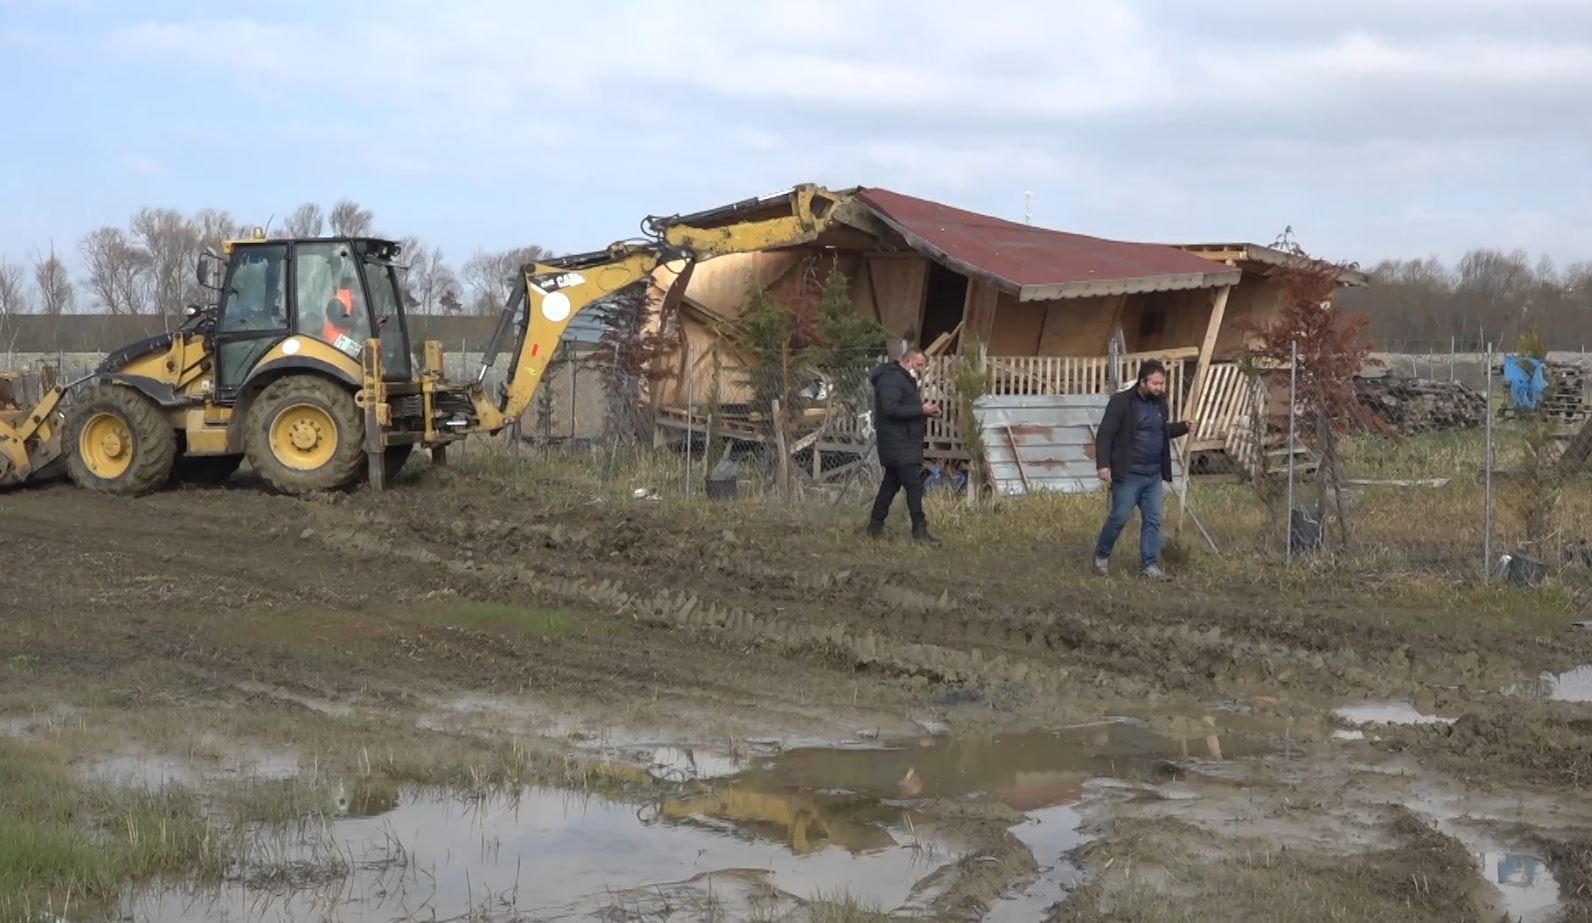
[5,452,1592,921]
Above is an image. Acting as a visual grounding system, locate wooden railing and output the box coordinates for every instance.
[653,349,1255,464]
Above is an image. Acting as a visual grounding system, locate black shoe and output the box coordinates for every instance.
[866,519,885,539]
[912,523,942,547]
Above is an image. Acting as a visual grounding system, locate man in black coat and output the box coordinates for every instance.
[866,347,942,545]
[1092,360,1190,579]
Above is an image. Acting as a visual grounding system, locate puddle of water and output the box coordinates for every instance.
[1518,664,1592,703]
[0,704,81,738]
[646,745,755,782]
[1404,791,1564,922]
[84,745,301,789]
[749,720,1260,808]
[1332,700,1457,727]
[122,719,1254,920]
[1477,849,1561,922]
[124,784,951,921]
[985,802,1089,922]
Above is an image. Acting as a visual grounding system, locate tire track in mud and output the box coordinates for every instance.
[303,504,1438,708]
[339,501,1478,705]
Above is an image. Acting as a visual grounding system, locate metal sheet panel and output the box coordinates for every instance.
[971,393,1184,496]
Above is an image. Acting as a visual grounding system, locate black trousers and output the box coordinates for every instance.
[870,463,926,526]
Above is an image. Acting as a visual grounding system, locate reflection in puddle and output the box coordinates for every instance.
[750,720,1256,808]
[1478,849,1561,922]
[124,785,950,921]
[120,719,1255,920]
[1332,701,1456,727]
[1523,664,1592,703]
[647,745,756,782]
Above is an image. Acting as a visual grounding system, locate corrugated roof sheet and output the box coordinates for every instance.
[857,188,1242,302]
[972,393,1183,496]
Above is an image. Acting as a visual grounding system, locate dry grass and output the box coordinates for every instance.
[1058,810,1493,923]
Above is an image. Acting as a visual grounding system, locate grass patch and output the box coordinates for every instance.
[412,600,576,638]
[0,737,231,923]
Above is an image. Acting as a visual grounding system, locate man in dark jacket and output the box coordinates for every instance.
[866,347,941,545]
[1092,360,1190,579]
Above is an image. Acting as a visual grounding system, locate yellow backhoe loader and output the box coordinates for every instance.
[0,183,860,495]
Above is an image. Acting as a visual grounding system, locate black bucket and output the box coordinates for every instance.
[1289,508,1324,552]
[705,459,738,501]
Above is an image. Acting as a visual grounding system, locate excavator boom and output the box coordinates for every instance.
[468,183,855,433]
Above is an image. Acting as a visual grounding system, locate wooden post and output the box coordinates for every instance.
[1175,284,1231,534]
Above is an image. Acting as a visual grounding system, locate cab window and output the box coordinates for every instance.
[218,244,288,332]
[294,242,371,356]
[362,257,412,378]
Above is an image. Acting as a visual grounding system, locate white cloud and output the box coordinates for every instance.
[59,1,1592,263]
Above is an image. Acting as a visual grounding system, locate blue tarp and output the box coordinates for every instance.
[1503,355,1548,409]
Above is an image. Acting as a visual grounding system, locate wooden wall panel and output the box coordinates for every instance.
[866,255,929,341]
[989,291,1046,356]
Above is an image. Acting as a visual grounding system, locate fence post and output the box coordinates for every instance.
[1287,340,1298,564]
[1484,341,1494,584]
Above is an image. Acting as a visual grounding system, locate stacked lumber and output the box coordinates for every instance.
[1354,375,1485,435]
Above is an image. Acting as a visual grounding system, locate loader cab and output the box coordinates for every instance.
[210,236,413,399]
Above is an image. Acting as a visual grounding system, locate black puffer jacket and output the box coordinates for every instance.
[870,362,926,467]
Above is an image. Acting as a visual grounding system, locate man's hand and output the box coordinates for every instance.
[1097,467,1111,483]
[922,401,941,417]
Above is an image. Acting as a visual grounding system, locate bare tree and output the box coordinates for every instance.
[395,238,460,315]
[0,257,29,354]
[80,227,151,315]
[193,208,242,254]
[285,202,324,237]
[33,246,75,317]
[0,257,32,318]
[131,207,201,320]
[329,199,374,237]
[461,245,549,315]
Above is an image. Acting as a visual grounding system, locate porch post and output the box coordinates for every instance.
[1184,284,1232,444]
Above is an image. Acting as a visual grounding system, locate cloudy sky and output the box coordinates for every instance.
[3,0,1590,271]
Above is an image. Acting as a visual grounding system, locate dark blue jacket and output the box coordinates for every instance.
[1094,386,1188,483]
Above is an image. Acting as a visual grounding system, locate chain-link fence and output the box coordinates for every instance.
[654,346,885,503]
[1165,343,1592,585]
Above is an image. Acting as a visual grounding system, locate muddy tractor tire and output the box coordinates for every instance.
[65,384,178,496]
[244,376,366,495]
[170,453,244,486]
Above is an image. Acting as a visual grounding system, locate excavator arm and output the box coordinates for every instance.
[467,184,854,433]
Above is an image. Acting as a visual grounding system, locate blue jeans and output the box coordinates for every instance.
[1094,472,1164,570]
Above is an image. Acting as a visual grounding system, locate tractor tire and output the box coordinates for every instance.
[65,384,177,496]
[170,453,243,486]
[244,376,365,495]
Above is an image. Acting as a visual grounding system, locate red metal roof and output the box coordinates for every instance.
[856,187,1241,301]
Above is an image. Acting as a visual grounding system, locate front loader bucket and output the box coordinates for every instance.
[0,371,67,488]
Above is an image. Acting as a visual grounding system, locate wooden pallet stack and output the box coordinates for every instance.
[1495,359,1588,424]
[1353,375,1487,435]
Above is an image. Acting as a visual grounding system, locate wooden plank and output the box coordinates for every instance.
[961,278,1001,352]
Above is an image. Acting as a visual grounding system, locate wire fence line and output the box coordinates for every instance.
[14,337,1592,588]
